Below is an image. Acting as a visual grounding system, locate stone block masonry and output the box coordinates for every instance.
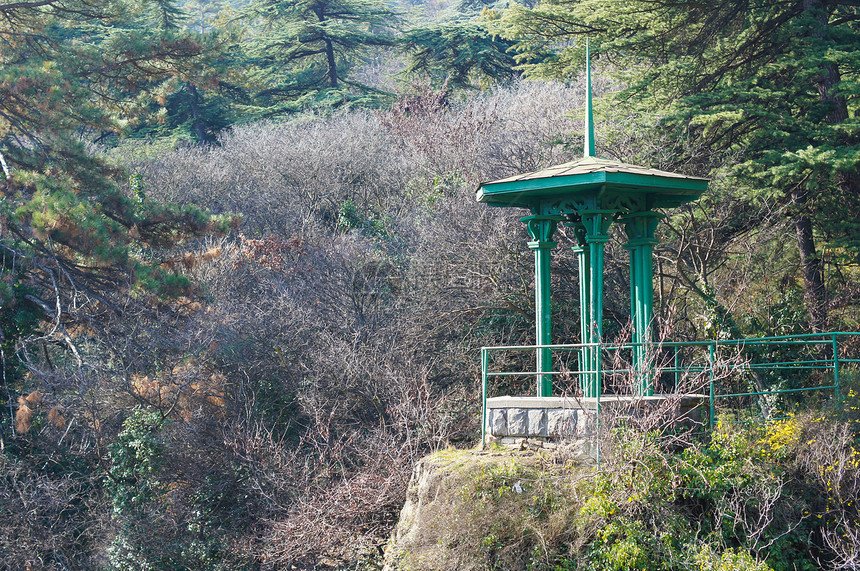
[484,394,706,455]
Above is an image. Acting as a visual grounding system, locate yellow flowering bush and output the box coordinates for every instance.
[758,415,802,462]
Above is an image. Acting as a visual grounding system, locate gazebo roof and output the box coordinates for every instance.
[476,155,709,211]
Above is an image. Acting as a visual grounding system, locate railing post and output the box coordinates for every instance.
[833,334,841,403]
[674,345,680,390]
[709,342,715,432]
[481,347,489,449]
[596,380,601,468]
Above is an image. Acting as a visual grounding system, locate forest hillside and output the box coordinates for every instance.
[0,0,858,569]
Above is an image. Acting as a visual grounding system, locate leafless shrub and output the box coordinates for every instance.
[379,79,587,184]
[797,418,860,570]
[123,112,415,236]
[0,444,104,570]
[593,322,746,452]
[259,431,412,568]
[173,216,506,565]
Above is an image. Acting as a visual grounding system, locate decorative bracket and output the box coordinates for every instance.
[521,214,566,246]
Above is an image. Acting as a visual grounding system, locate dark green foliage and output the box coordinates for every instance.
[337,198,388,236]
[0,0,235,387]
[107,409,166,522]
[402,19,519,89]
[248,0,399,108]
[105,408,252,570]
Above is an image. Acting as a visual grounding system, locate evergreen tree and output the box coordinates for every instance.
[402,18,519,89]
[0,0,231,391]
[249,0,399,107]
[124,1,251,144]
[496,0,860,331]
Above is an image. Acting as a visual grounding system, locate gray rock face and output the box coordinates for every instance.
[490,409,507,436]
[577,410,596,435]
[383,449,592,570]
[547,408,576,436]
[527,409,547,436]
[507,408,528,436]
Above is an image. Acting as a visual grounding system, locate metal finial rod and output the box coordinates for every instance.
[584,38,595,158]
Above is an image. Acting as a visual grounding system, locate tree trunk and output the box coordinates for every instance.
[187,83,207,146]
[324,37,338,88]
[792,189,827,332]
[314,9,338,88]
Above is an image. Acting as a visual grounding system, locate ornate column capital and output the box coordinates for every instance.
[579,209,615,243]
[621,211,663,247]
[570,222,588,251]
[521,214,565,249]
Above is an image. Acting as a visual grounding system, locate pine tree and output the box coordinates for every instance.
[402,18,519,89]
[249,0,399,107]
[0,0,232,387]
[120,0,250,145]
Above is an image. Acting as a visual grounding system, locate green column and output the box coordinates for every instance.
[572,224,591,394]
[622,211,663,395]
[522,215,564,397]
[580,210,614,397]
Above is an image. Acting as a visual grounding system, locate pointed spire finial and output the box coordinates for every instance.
[584,37,595,158]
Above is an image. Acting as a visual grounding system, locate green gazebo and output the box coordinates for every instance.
[477,45,709,398]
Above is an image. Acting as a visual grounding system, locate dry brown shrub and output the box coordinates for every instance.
[131,374,172,402]
[24,390,42,405]
[170,296,204,316]
[201,245,222,261]
[15,403,33,434]
[48,406,66,429]
[130,363,227,420]
[66,323,96,338]
[15,391,47,433]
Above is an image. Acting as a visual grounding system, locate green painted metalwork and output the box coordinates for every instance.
[572,226,591,392]
[476,164,708,208]
[580,209,613,396]
[481,347,489,448]
[833,335,841,402]
[522,214,565,396]
[622,211,663,394]
[476,41,709,397]
[709,343,716,431]
[584,37,595,158]
[479,332,859,445]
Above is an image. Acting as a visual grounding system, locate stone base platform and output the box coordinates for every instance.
[483,394,707,454]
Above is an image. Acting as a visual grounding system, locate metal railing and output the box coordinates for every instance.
[481,332,860,445]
